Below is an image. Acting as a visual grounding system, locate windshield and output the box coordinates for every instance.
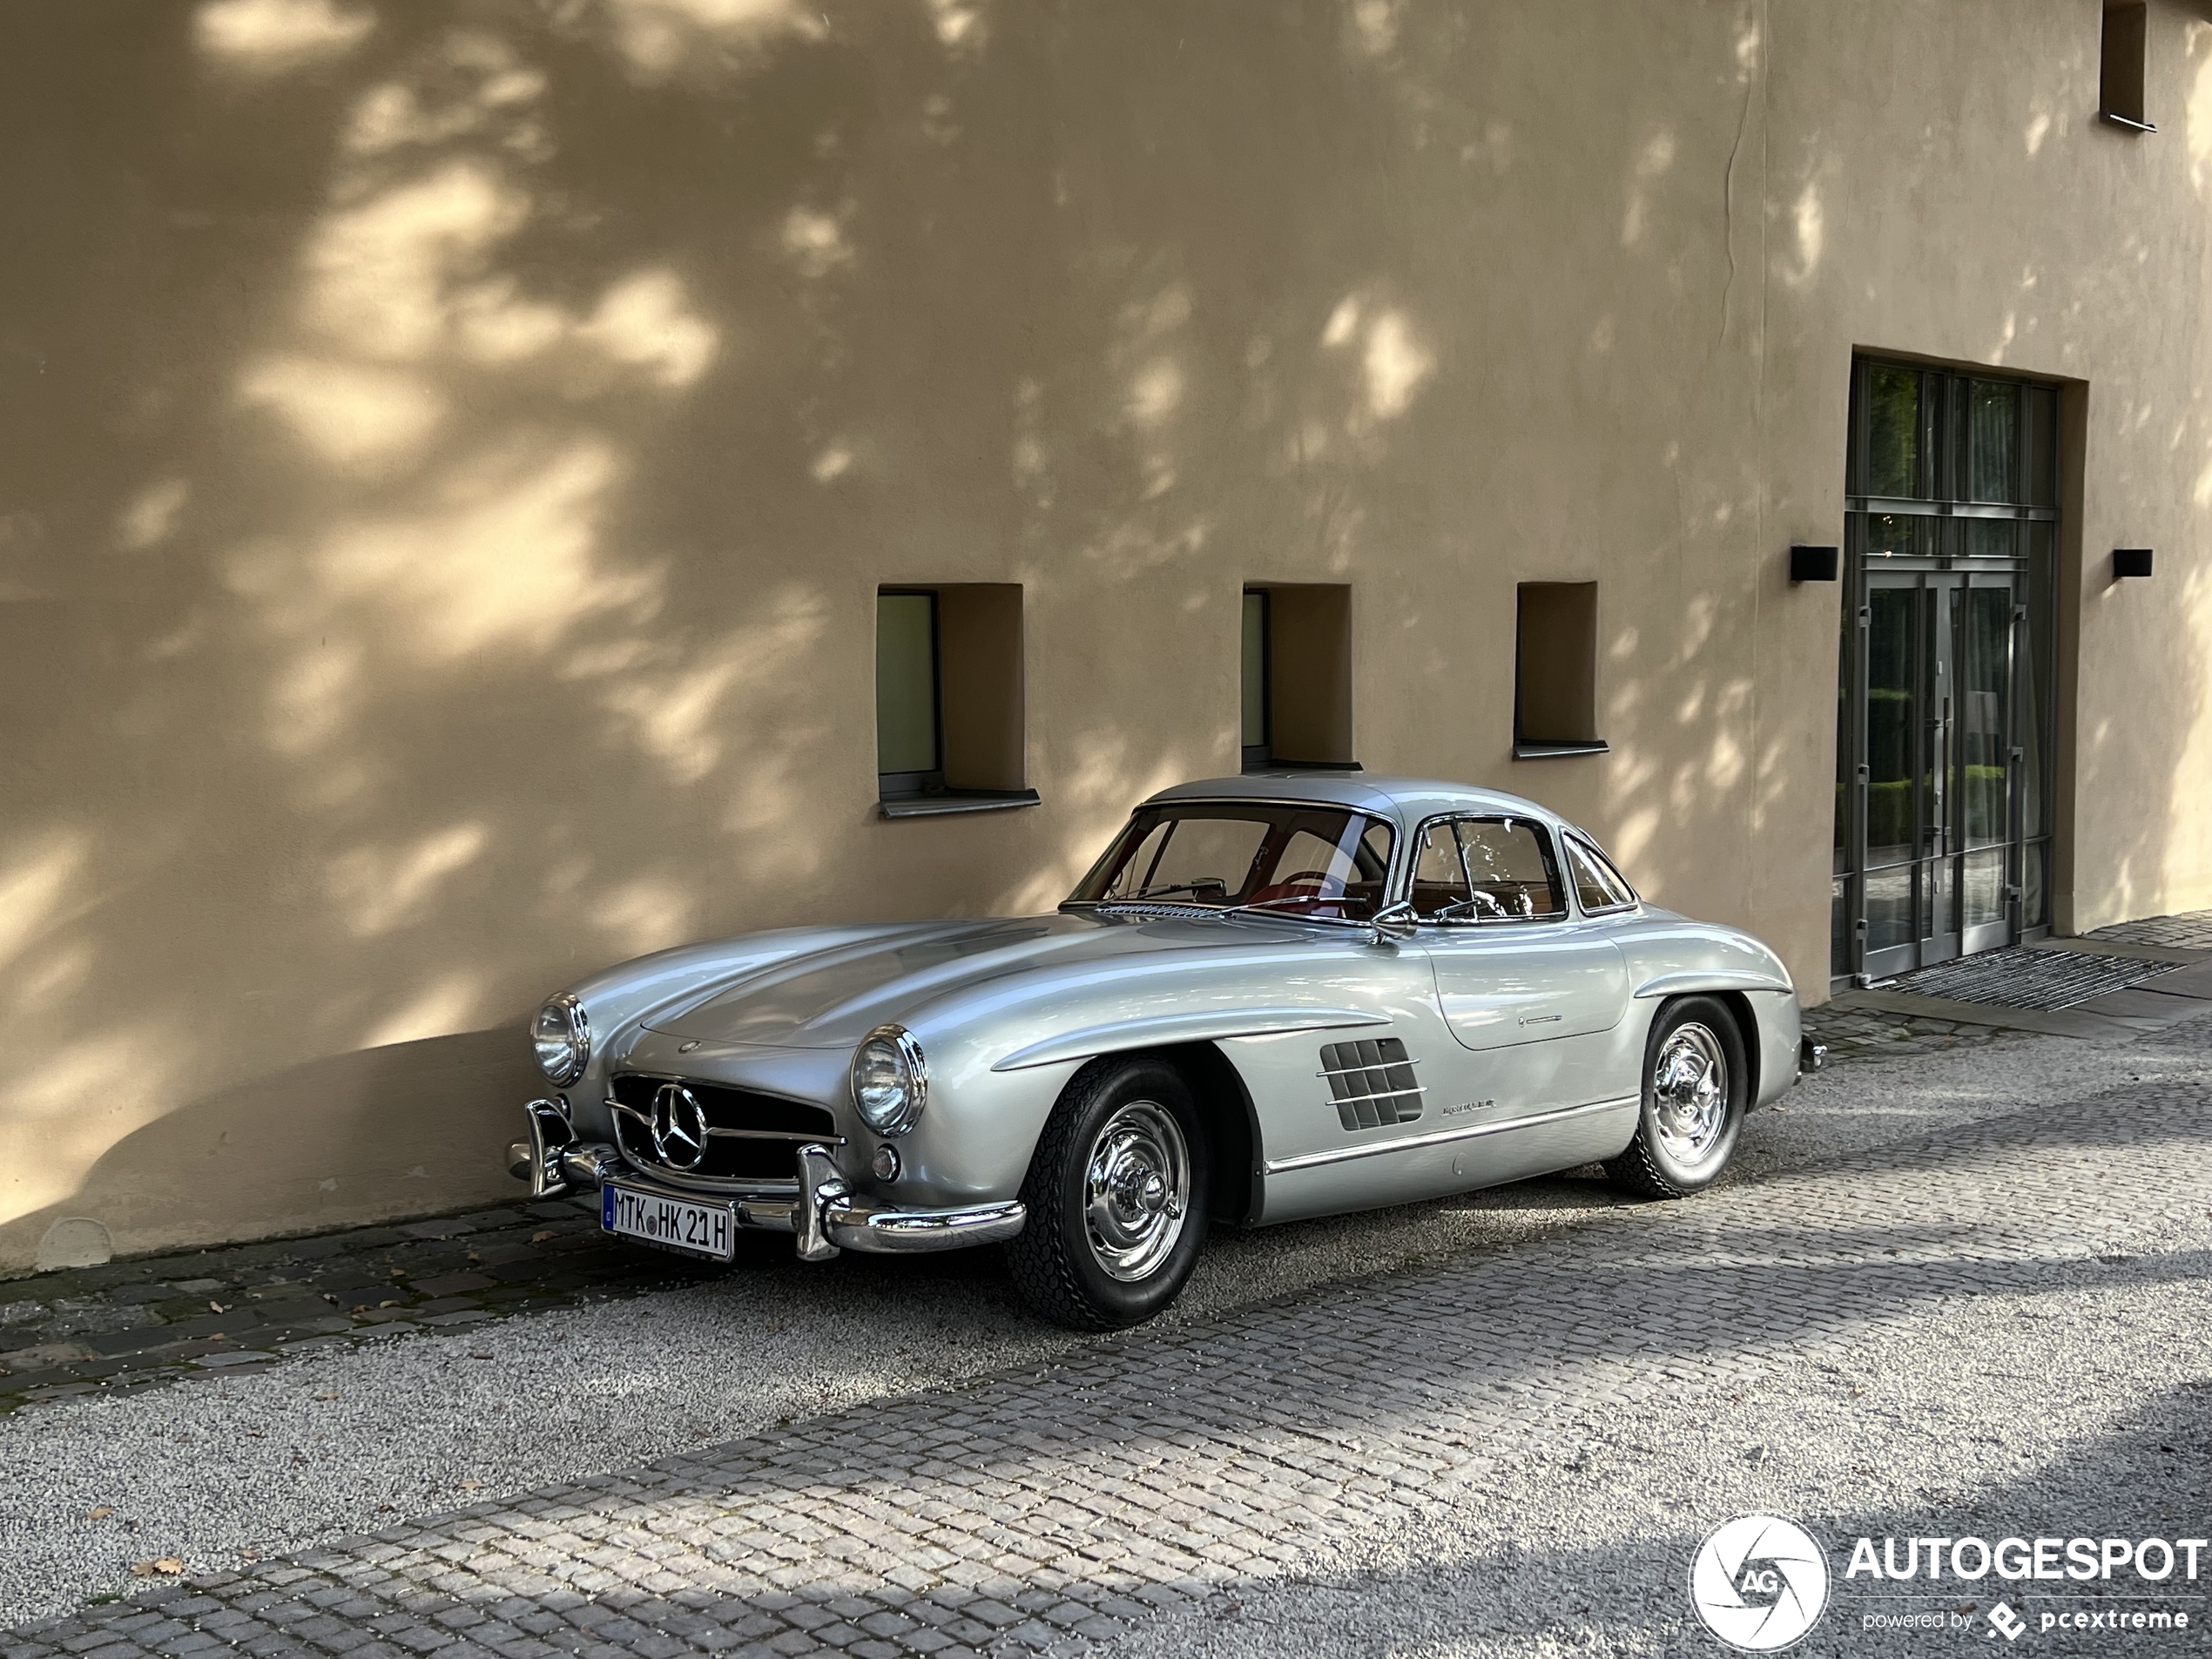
[1067,802,1397,921]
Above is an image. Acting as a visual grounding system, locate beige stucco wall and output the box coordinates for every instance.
[3,0,2210,1275]
[1762,0,2212,941]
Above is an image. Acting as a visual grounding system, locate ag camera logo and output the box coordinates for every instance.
[1690,1514,1831,1650]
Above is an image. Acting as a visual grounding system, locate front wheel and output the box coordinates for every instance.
[1604,995,1748,1198]
[1006,1055,1211,1330]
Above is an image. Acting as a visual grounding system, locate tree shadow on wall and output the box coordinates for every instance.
[0,0,1880,1264]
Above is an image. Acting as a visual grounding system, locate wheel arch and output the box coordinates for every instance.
[1030,1042,1258,1227]
[1155,1042,1261,1228]
[1710,988,1760,1105]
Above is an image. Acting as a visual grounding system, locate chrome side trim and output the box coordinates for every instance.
[992,1006,1392,1072]
[1632,970,1793,999]
[1318,1082,1426,1105]
[1264,1096,1635,1175]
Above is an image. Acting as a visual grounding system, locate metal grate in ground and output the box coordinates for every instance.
[1879,947,2182,1011]
[2087,908,2212,951]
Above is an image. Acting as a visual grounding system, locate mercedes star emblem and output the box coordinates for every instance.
[650,1082,709,1170]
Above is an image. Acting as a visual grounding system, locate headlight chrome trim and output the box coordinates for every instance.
[534,994,591,1087]
[851,1023,928,1136]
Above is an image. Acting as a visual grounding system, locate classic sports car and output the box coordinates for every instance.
[509,773,1818,1329]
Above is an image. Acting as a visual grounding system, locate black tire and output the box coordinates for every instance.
[1006,1054,1211,1331]
[1604,995,1749,1199]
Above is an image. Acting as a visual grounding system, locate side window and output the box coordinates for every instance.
[1564,835,1637,914]
[1411,820,1473,918]
[1455,819,1565,921]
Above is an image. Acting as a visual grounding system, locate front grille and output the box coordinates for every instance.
[1319,1038,1424,1130]
[609,1073,840,1182]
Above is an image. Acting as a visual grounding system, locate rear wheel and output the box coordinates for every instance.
[1007,1055,1211,1330]
[1604,995,1747,1198]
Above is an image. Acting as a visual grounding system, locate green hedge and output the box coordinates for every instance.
[1856,768,2008,847]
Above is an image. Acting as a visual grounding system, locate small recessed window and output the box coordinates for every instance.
[1241,583,1354,772]
[875,584,1036,818]
[1514,582,1608,759]
[2101,2,2152,132]
[1240,590,1271,769]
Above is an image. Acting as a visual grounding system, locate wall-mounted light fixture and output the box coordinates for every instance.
[2113,548,2155,579]
[1790,545,1840,583]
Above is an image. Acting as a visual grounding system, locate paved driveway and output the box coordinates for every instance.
[3,1014,2209,1658]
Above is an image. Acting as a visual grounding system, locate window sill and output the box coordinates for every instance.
[2099,111,2155,133]
[1512,739,1610,760]
[878,789,1041,819]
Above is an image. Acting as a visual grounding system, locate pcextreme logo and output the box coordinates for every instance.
[1689,1515,1832,1651]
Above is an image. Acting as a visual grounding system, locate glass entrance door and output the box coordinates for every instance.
[1831,359,2059,989]
[1857,570,2018,979]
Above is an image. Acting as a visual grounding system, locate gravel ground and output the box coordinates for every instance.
[3,1014,2208,1635]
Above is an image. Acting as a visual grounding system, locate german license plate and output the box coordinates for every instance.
[601,1182,736,1262]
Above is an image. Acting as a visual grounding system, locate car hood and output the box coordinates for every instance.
[638,910,1285,1049]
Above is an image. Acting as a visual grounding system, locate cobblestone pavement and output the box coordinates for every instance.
[0,1202,735,1413]
[6,1022,2207,1658]
[1797,1000,2026,1065]
[2086,907,2212,951]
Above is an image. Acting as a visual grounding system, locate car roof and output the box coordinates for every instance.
[1141,771,1563,832]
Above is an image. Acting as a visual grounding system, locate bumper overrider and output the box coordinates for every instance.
[506,1098,1026,1261]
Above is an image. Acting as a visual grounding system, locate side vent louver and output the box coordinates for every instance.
[1318,1038,1424,1130]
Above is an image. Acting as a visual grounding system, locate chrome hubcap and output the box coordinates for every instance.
[1083,1100,1190,1282]
[1651,1022,1729,1164]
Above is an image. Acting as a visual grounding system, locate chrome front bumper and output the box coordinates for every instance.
[506,1099,1025,1261]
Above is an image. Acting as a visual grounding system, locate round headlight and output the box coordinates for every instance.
[851,1025,927,1136]
[532,995,590,1086]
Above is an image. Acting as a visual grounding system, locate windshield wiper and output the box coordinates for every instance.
[1082,894,1393,935]
[1211,898,1379,931]
[1125,880,1226,901]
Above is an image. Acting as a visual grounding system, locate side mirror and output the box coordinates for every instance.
[1367,900,1418,941]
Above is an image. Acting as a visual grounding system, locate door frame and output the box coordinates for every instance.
[1832,358,2060,992]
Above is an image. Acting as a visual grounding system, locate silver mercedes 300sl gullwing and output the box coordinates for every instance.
[507,773,1818,1329]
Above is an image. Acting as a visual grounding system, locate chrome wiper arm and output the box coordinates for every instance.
[1212,900,1381,931]
[1123,880,1228,901]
